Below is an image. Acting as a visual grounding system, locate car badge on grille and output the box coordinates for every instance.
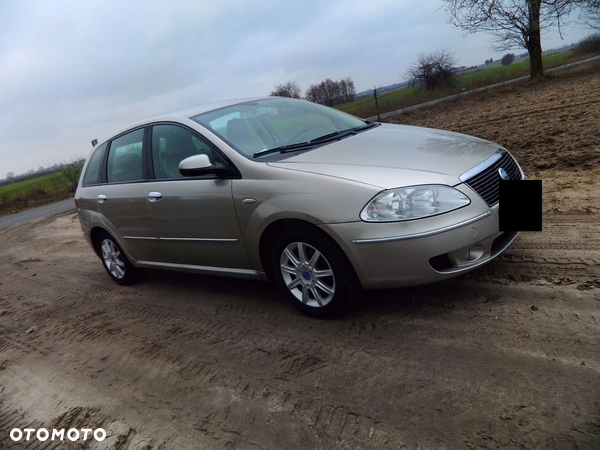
[498,168,509,180]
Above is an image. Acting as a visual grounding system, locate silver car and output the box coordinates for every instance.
[74,97,524,317]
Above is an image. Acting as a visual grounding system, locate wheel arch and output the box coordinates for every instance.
[90,226,129,261]
[258,218,351,282]
[89,226,107,258]
[264,219,362,317]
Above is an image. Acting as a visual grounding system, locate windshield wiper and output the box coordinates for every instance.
[309,122,378,144]
[308,130,351,143]
[354,121,378,131]
[252,122,379,158]
[253,141,314,158]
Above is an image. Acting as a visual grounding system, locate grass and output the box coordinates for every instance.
[1,173,70,198]
[0,172,77,216]
[337,50,583,119]
[456,51,576,86]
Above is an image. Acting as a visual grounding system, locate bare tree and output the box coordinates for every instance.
[339,77,356,103]
[442,0,597,79]
[270,81,302,99]
[305,77,356,106]
[305,84,320,104]
[579,0,600,28]
[52,160,83,192]
[406,50,456,91]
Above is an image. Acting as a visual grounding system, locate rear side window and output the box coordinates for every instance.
[107,128,145,183]
[82,142,107,186]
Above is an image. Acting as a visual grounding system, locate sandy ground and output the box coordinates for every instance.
[0,62,599,449]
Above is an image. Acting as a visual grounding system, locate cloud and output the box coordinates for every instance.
[0,0,591,176]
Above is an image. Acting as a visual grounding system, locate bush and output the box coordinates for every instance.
[406,50,456,91]
[576,33,600,55]
[501,53,516,66]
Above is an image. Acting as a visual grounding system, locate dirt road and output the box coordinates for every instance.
[0,62,599,449]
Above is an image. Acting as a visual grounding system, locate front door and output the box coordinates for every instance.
[146,124,251,269]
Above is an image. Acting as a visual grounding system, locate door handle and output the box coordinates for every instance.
[97,194,107,203]
[148,192,163,202]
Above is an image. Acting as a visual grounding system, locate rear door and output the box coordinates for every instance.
[96,127,165,262]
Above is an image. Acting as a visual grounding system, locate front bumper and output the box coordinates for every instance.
[320,201,517,289]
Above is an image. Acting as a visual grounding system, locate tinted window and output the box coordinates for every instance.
[82,142,107,186]
[152,124,214,179]
[107,128,145,183]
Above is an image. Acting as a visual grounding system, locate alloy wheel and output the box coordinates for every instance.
[101,238,126,279]
[279,242,336,308]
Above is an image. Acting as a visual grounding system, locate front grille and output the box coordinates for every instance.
[462,150,521,206]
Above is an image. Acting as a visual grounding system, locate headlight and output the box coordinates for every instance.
[360,185,470,222]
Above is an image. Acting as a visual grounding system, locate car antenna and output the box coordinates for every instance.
[91,139,98,147]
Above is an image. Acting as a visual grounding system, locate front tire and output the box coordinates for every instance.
[97,231,138,286]
[272,225,359,318]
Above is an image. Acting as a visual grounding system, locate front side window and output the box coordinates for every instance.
[106,128,145,183]
[82,142,107,186]
[191,98,367,158]
[151,124,215,179]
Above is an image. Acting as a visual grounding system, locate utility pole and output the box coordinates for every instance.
[374,87,381,121]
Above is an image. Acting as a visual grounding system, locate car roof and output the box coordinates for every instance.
[93,97,286,148]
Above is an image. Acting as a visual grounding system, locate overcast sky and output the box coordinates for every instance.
[0,0,591,177]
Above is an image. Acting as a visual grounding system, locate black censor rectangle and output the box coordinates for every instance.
[499,180,542,231]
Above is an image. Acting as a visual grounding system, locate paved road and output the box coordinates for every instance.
[0,198,75,229]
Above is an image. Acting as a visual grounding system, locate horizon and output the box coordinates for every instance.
[0,1,594,177]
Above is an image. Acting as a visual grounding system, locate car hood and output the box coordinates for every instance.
[267,123,501,189]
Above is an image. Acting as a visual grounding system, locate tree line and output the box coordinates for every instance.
[270,77,356,107]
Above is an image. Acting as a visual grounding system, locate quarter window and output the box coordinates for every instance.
[106,129,145,183]
[82,142,107,186]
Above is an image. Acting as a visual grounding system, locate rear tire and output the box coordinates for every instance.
[97,231,138,286]
[271,225,360,318]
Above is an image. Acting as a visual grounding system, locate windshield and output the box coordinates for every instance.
[191,97,367,158]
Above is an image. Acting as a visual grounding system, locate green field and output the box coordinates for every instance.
[337,50,579,118]
[456,51,575,86]
[0,171,78,216]
[0,172,70,198]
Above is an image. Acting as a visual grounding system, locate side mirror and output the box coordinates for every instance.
[179,154,229,177]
